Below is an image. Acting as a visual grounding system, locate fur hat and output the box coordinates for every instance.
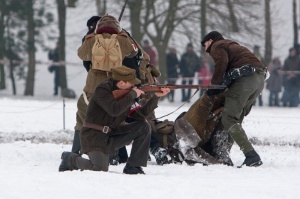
[111,66,141,85]
[95,14,121,34]
[201,31,224,47]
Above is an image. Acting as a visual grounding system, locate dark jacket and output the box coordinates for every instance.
[80,78,160,154]
[266,63,282,92]
[208,39,265,85]
[179,51,201,77]
[282,55,300,87]
[166,52,179,78]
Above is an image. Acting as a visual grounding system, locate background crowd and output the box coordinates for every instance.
[161,42,300,107]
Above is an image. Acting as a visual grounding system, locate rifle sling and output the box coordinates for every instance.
[155,88,200,120]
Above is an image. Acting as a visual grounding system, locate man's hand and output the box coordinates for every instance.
[154,87,170,97]
[132,87,145,98]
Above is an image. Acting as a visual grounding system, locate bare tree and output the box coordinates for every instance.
[56,0,68,91]
[293,0,298,47]
[264,0,272,66]
[96,0,107,16]
[24,0,36,96]
[0,0,6,89]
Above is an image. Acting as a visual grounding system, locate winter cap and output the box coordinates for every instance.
[95,14,121,33]
[86,16,101,27]
[201,31,224,47]
[187,43,193,48]
[111,66,141,85]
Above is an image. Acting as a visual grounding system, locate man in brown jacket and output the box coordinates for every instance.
[201,31,266,167]
[59,66,169,174]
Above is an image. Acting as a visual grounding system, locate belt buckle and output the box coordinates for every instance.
[103,126,109,134]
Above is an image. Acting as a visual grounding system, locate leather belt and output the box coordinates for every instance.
[83,122,111,134]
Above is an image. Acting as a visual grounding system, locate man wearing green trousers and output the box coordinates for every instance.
[201,31,266,167]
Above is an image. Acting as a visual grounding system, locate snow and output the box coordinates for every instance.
[1,1,300,198]
[0,97,300,199]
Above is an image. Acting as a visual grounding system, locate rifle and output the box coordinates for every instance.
[118,0,128,22]
[112,84,227,100]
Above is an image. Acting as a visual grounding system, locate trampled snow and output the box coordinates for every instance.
[0,97,300,199]
[1,0,299,198]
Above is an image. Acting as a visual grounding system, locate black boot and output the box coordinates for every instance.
[59,152,79,172]
[151,147,169,165]
[123,164,145,175]
[118,146,128,164]
[239,150,263,168]
[71,130,81,154]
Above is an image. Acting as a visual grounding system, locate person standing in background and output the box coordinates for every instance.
[281,47,300,107]
[266,57,282,106]
[253,45,264,106]
[48,42,61,96]
[143,39,158,66]
[166,47,179,102]
[198,57,213,97]
[179,43,201,102]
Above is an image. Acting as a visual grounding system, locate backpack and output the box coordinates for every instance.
[91,34,122,71]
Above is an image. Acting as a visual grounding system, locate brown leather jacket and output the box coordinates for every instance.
[207,39,265,85]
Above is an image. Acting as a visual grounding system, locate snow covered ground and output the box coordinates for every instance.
[1,1,299,198]
[0,97,300,199]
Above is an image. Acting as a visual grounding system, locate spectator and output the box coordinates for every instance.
[253,45,264,106]
[48,42,61,96]
[143,39,158,66]
[266,57,282,106]
[179,43,201,102]
[166,47,179,102]
[281,47,300,107]
[198,57,213,97]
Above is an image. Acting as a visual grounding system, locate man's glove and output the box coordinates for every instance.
[151,147,170,165]
[206,88,225,96]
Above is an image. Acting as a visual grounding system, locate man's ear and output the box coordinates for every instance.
[117,80,125,88]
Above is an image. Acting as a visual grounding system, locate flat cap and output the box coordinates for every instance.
[201,31,224,47]
[111,66,141,85]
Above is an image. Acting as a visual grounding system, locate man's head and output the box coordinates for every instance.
[253,45,260,53]
[201,31,224,50]
[186,43,193,52]
[86,16,101,30]
[289,47,296,56]
[143,39,150,48]
[111,66,141,89]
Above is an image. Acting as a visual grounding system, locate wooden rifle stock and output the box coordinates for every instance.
[112,84,226,100]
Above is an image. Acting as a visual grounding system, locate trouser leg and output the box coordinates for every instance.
[222,73,264,154]
[74,151,109,171]
[112,121,151,167]
[71,130,81,154]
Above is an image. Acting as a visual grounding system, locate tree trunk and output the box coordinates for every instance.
[201,0,207,56]
[226,0,239,32]
[9,60,16,95]
[56,0,67,90]
[96,0,106,16]
[0,0,6,89]
[293,0,298,47]
[24,0,36,96]
[264,0,272,66]
[128,0,143,42]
